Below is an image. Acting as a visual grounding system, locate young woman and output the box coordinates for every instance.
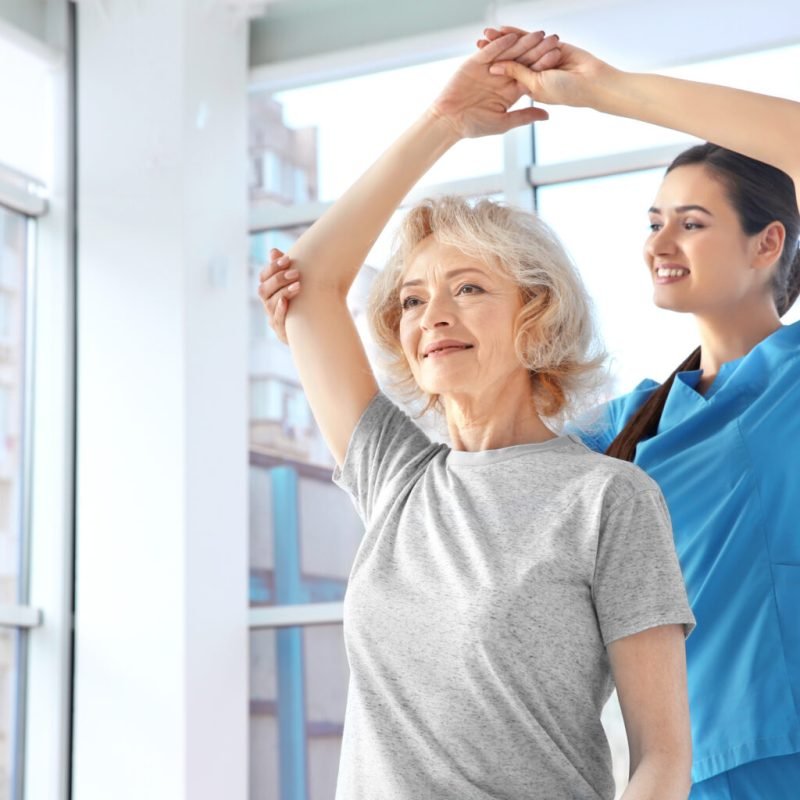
[478,29,800,800]
[257,32,695,800]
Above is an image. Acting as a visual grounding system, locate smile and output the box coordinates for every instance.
[423,344,474,359]
[654,266,690,284]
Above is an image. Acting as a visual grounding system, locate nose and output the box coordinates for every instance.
[646,222,678,259]
[419,291,455,331]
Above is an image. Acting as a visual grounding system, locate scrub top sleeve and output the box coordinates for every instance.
[593,486,696,646]
[566,379,660,455]
[332,392,436,526]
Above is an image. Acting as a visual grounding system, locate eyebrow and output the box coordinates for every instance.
[400,267,487,290]
[648,204,714,216]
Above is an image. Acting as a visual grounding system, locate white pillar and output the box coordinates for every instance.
[73,3,248,798]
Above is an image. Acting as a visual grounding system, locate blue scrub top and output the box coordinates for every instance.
[572,321,800,782]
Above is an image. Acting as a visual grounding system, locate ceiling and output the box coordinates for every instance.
[248,0,535,66]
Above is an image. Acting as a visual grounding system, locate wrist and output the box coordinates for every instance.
[425,104,466,146]
[586,63,632,113]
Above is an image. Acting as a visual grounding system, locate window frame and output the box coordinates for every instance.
[2,5,75,800]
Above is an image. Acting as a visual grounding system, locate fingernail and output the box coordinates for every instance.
[287,282,300,292]
[489,65,505,75]
[285,269,299,280]
[276,255,289,266]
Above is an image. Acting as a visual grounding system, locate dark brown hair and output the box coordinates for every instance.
[607,144,800,462]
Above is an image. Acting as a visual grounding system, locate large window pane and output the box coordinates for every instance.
[537,169,698,396]
[249,57,505,208]
[250,625,348,800]
[0,37,54,185]
[0,629,21,797]
[249,464,363,606]
[535,42,800,165]
[0,206,29,800]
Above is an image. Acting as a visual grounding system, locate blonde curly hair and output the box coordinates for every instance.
[368,196,607,424]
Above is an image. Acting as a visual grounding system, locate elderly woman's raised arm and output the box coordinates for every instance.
[258,32,558,464]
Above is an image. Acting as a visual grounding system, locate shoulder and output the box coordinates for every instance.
[564,436,663,505]
[567,378,660,453]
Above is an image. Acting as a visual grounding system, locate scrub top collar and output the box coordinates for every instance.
[659,321,800,432]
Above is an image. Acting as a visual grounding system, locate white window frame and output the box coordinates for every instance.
[0,7,75,800]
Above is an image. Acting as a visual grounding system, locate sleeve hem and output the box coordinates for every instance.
[603,614,696,647]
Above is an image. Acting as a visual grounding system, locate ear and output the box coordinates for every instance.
[752,221,786,270]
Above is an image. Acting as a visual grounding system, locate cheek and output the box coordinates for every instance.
[398,317,417,362]
[477,305,520,362]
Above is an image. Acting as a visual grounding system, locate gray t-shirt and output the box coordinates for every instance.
[333,393,695,800]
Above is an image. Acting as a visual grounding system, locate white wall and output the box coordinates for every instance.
[73,3,248,798]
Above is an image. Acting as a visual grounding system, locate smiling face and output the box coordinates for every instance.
[645,164,772,316]
[397,236,529,399]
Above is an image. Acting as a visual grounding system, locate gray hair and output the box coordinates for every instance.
[368,195,607,424]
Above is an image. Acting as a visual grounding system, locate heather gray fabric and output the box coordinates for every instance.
[333,392,695,800]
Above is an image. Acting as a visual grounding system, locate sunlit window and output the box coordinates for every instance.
[537,169,698,396]
[535,42,800,166]
[250,57,505,207]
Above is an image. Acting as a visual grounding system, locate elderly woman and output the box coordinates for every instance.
[258,33,695,800]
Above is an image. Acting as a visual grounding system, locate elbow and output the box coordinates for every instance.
[284,276,350,321]
[630,744,693,798]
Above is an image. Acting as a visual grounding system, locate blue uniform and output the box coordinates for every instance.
[571,321,800,788]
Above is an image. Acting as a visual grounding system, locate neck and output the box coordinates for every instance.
[442,374,556,451]
[694,300,781,384]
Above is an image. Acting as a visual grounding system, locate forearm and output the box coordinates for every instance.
[590,68,800,179]
[621,752,691,800]
[287,109,460,298]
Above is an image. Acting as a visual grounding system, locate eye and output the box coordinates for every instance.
[683,220,703,230]
[648,221,662,232]
[401,295,422,311]
[456,283,484,296]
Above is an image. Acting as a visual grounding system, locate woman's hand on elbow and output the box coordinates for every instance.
[258,248,301,345]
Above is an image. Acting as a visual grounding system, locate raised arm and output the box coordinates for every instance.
[258,31,558,464]
[484,29,800,208]
[609,625,692,799]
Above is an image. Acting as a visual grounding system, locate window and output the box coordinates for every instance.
[0,204,33,799]
[249,57,508,209]
[250,625,349,800]
[536,169,698,394]
[0,16,72,800]
[535,42,800,167]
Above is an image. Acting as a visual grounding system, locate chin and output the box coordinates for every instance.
[652,292,695,314]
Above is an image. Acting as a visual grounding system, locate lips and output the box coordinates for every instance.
[654,263,690,278]
[653,263,691,284]
[422,340,474,358]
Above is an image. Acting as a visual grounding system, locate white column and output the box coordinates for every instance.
[73,3,248,798]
